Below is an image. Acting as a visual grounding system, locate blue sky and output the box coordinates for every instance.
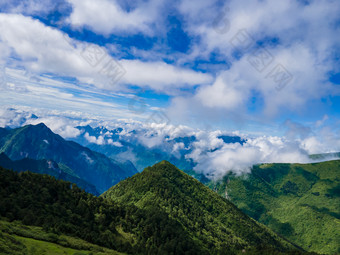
[0,0,340,139]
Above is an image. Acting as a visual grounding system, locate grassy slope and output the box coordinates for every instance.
[0,219,123,255]
[210,160,340,254]
[103,161,305,254]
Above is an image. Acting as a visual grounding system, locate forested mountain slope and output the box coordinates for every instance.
[210,160,340,254]
[103,161,309,254]
[0,163,316,254]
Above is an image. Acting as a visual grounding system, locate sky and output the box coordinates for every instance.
[0,0,340,173]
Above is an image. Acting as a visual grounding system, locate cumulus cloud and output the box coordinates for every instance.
[0,107,33,128]
[301,126,340,155]
[189,136,311,180]
[168,0,340,125]
[0,13,211,93]
[168,42,336,124]
[134,123,196,148]
[107,139,123,147]
[66,0,162,35]
[84,132,105,145]
[96,119,337,180]
[0,107,87,138]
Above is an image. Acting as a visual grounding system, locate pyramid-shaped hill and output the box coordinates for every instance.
[103,161,304,254]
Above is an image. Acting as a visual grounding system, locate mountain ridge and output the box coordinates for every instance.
[0,123,138,193]
[103,161,304,254]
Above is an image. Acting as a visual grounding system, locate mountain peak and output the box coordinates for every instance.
[152,160,175,168]
[22,123,59,139]
[103,161,297,253]
[35,122,50,130]
[143,160,185,179]
[23,123,52,133]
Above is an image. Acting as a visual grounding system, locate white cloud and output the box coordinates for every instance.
[1,107,340,180]
[107,139,123,147]
[0,0,60,16]
[0,13,211,94]
[301,126,340,155]
[190,136,311,180]
[0,107,33,127]
[26,115,82,139]
[168,0,340,124]
[81,151,94,164]
[121,59,212,92]
[301,136,323,155]
[66,0,163,35]
[169,42,336,123]
[84,132,105,145]
[0,107,90,138]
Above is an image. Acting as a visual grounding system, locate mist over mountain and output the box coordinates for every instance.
[1,108,340,180]
[71,123,331,180]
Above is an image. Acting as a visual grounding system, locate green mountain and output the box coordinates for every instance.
[0,163,315,255]
[0,123,137,193]
[103,161,308,254]
[209,160,340,254]
[0,152,98,195]
[0,165,132,254]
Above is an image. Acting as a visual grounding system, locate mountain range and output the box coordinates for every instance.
[0,123,137,193]
[0,162,313,254]
[72,125,246,172]
[0,123,338,254]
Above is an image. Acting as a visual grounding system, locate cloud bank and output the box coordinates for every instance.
[1,108,339,180]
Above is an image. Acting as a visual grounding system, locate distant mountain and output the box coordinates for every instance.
[0,123,137,193]
[210,160,340,254]
[103,161,304,254]
[72,125,195,171]
[0,152,98,195]
[73,125,245,173]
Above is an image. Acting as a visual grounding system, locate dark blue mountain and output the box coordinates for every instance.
[0,152,98,195]
[0,123,137,193]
